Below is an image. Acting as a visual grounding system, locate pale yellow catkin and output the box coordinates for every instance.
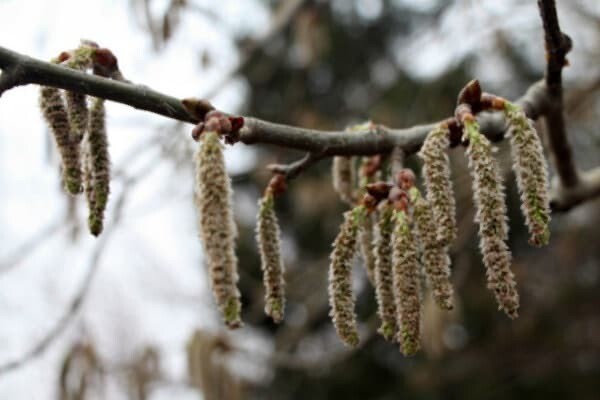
[85,97,110,236]
[409,187,454,311]
[373,203,398,341]
[328,208,363,347]
[39,85,82,195]
[392,210,422,356]
[256,193,286,323]
[195,131,242,329]
[463,120,519,319]
[504,102,551,247]
[418,125,457,246]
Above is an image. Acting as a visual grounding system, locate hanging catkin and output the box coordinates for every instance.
[392,209,422,356]
[39,85,83,195]
[195,131,242,329]
[419,125,457,246]
[358,213,376,286]
[463,119,519,319]
[84,97,110,236]
[504,102,551,247]
[409,187,454,311]
[256,192,286,323]
[373,202,398,341]
[328,208,362,347]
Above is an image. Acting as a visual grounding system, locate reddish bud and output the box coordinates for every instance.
[366,182,392,201]
[56,51,71,63]
[229,116,244,133]
[457,79,482,108]
[395,169,416,191]
[267,174,287,197]
[191,122,205,141]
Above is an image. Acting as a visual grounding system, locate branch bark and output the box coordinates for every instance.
[0,41,598,212]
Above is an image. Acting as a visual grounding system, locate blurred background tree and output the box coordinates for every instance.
[1,0,599,399]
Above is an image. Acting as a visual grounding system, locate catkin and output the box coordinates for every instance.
[256,193,286,323]
[65,91,88,142]
[418,125,457,246]
[504,102,551,247]
[195,131,242,329]
[409,187,454,311]
[463,120,519,319]
[392,210,422,356]
[332,156,355,204]
[39,85,82,195]
[328,208,363,347]
[373,203,398,341]
[358,213,377,286]
[65,45,95,141]
[85,97,110,236]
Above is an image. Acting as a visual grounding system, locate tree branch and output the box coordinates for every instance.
[0,43,598,211]
[537,0,580,188]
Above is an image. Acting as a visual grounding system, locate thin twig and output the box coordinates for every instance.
[267,152,325,180]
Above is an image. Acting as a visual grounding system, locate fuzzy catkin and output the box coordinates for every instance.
[256,193,286,323]
[328,208,362,347]
[65,45,95,141]
[332,156,355,204]
[504,102,551,247]
[195,131,242,329]
[409,187,454,311]
[39,85,82,195]
[373,203,398,341]
[65,91,88,142]
[463,120,519,319]
[359,213,377,286]
[85,97,110,236]
[392,210,422,356]
[418,125,457,246]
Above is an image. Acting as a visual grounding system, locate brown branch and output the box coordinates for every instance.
[537,0,580,188]
[0,44,598,211]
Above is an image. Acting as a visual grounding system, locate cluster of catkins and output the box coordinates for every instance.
[190,92,550,354]
[39,41,123,236]
[328,101,550,354]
